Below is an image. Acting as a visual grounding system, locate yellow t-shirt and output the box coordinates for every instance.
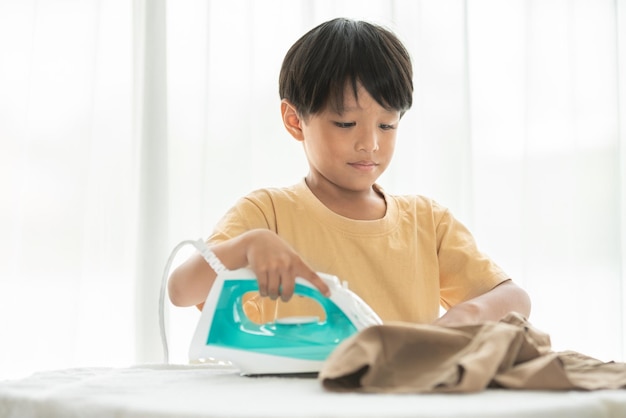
[208,179,508,324]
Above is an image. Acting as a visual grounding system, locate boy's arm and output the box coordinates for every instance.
[167,229,330,308]
[433,280,531,327]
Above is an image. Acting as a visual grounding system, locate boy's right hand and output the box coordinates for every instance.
[169,229,329,308]
[236,229,331,301]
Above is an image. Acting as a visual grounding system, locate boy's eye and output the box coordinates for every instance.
[332,121,397,130]
[333,121,356,128]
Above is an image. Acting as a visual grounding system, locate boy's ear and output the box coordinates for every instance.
[281,99,305,141]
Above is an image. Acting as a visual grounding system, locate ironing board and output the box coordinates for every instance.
[2,363,626,418]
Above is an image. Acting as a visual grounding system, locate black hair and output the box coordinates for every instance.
[279,18,413,118]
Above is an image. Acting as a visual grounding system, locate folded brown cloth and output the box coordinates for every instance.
[319,312,626,393]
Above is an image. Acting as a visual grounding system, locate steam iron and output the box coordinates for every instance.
[188,268,382,375]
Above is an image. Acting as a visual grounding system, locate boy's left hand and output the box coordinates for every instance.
[433,280,531,327]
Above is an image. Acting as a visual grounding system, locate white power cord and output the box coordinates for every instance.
[159,238,213,364]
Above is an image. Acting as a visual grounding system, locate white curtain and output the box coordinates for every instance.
[1,0,624,379]
[0,0,138,379]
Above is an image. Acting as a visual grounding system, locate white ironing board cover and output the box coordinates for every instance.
[2,363,626,418]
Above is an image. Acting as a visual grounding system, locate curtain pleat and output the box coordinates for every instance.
[133,0,170,365]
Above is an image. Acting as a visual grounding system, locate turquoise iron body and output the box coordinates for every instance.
[188,268,382,375]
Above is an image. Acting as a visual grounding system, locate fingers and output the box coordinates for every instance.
[266,272,281,301]
[298,270,330,298]
[253,266,329,302]
[255,268,289,300]
[279,277,295,302]
[255,267,296,301]
[256,271,269,298]
[244,230,330,301]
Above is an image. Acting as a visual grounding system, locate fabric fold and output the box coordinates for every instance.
[319,312,626,393]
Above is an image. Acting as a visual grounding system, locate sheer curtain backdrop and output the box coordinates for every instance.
[0,0,624,380]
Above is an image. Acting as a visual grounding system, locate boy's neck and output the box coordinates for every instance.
[305,177,387,220]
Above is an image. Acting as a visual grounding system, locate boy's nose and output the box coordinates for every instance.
[355,129,379,152]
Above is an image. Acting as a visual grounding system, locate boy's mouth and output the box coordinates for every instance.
[348,161,378,171]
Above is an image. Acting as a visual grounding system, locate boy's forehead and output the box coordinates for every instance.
[340,90,360,110]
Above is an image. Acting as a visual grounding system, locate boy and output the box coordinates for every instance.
[168,18,530,326]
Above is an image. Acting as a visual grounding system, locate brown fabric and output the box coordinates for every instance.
[319,312,626,393]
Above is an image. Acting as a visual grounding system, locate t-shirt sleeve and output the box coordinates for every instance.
[207,190,277,244]
[435,205,509,309]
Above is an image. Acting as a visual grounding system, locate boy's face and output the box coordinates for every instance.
[298,84,400,195]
